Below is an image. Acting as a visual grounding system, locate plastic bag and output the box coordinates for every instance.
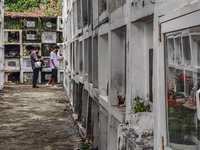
[35,61,42,68]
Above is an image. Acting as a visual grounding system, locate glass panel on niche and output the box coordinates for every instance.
[167,37,175,64]
[191,35,200,66]
[166,28,200,150]
[174,36,183,64]
[183,36,191,65]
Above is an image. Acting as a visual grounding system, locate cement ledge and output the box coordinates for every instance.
[110,105,126,123]
[99,95,109,111]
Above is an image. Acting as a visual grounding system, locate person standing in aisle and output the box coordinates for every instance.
[46,45,64,87]
[30,45,44,88]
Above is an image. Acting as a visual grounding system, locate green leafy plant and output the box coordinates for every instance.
[58,9,62,16]
[65,60,68,66]
[132,96,150,113]
[5,0,62,16]
[44,26,49,30]
[13,25,20,29]
[4,22,7,27]
[22,18,27,29]
[70,79,73,84]
[5,0,41,12]
[82,139,91,150]
[45,7,52,15]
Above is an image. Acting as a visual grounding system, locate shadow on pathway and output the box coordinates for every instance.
[0,84,83,150]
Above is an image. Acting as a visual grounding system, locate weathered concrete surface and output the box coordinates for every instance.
[0,84,82,150]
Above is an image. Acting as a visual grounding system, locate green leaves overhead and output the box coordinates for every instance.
[5,0,62,15]
[5,0,41,12]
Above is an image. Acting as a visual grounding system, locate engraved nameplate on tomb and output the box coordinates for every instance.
[8,61,16,67]
[26,61,31,67]
[45,74,51,80]
[42,32,56,43]
[27,21,35,28]
[26,34,35,40]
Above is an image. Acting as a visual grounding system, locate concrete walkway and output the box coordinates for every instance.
[0,84,82,150]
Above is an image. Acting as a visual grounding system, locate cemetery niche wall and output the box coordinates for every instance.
[0,0,4,89]
[4,14,63,84]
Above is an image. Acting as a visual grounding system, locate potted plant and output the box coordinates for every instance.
[132,96,150,113]
[129,96,153,142]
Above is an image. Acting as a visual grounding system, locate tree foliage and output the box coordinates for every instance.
[5,0,62,15]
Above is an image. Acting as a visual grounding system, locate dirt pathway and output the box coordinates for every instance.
[0,84,82,150]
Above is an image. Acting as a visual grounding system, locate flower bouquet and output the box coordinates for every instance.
[132,96,150,113]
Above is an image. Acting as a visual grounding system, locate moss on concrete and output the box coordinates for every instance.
[4,17,21,29]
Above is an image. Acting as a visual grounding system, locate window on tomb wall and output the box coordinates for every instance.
[165,26,200,149]
[108,0,126,13]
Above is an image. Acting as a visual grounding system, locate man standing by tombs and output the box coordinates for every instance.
[30,45,44,88]
[46,45,64,87]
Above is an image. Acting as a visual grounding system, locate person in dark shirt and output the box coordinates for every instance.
[29,46,44,71]
[30,45,44,88]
